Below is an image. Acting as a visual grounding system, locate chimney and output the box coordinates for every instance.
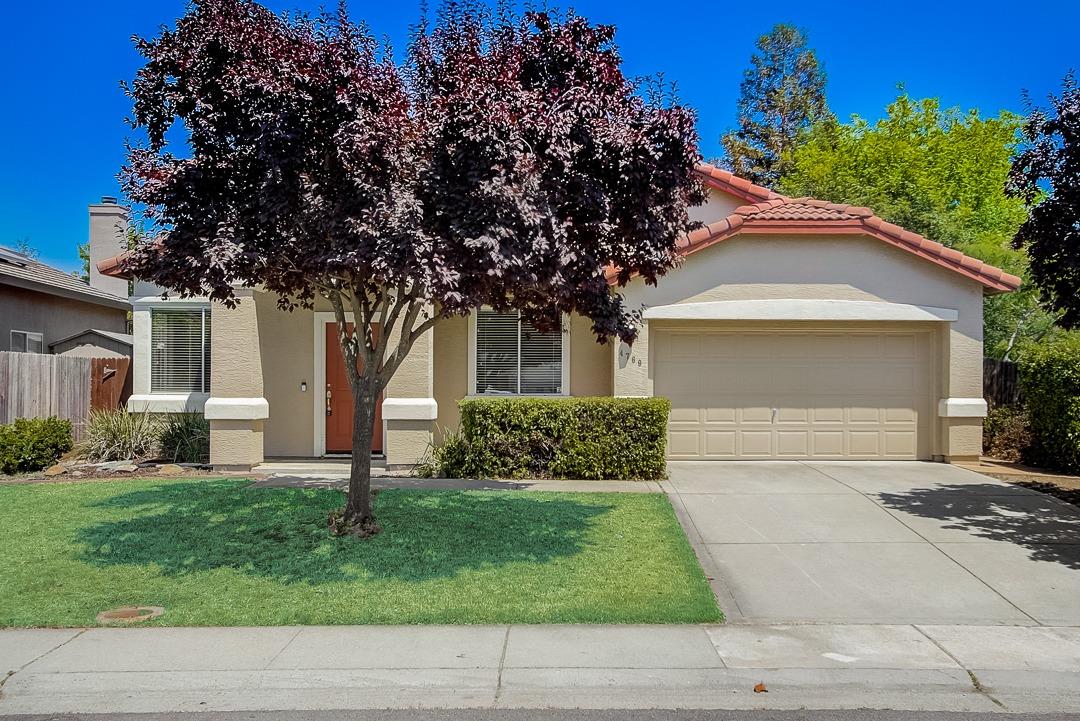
[88,196,129,298]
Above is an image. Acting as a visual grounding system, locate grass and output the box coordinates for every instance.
[0,478,721,626]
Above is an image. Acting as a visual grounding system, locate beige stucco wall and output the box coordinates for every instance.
[209,290,265,467]
[0,285,128,352]
[256,293,316,457]
[614,231,987,461]
[433,315,469,437]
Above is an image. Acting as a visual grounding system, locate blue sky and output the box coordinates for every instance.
[0,0,1075,273]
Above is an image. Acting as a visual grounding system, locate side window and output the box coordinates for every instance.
[10,330,43,354]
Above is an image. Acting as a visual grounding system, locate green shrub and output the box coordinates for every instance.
[437,396,670,480]
[1018,336,1080,473]
[416,426,476,478]
[80,409,161,462]
[159,413,210,464]
[983,405,1031,462]
[0,417,73,474]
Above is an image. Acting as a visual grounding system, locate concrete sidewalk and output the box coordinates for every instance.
[3,624,1079,715]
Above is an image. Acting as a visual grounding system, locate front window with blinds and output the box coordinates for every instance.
[151,308,211,393]
[474,309,564,395]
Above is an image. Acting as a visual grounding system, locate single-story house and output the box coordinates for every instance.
[98,165,1019,470]
[1,200,131,355]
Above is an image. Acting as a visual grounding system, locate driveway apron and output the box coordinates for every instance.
[664,461,1080,625]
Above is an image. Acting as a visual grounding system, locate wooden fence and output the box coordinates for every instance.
[984,357,1022,408]
[0,352,131,439]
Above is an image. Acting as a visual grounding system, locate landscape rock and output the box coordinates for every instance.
[110,464,139,473]
[71,471,85,477]
[43,464,68,477]
[157,464,185,475]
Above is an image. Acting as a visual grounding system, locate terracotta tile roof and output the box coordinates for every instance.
[693,163,781,202]
[100,165,1021,295]
[608,171,1022,295]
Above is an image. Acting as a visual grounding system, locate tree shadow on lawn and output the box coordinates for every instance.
[876,483,1080,570]
[76,482,613,585]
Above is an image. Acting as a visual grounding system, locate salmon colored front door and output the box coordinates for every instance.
[325,323,383,454]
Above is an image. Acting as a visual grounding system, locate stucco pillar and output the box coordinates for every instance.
[207,288,268,470]
[613,320,651,397]
[382,307,437,468]
[937,298,987,463]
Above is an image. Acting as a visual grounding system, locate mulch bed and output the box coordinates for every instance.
[985,474,1080,510]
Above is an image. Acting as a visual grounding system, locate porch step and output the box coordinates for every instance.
[252,458,388,478]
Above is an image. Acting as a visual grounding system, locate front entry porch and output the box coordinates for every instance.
[206,289,438,471]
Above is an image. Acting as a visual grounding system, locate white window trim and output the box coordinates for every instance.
[149,306,211,395]
[467,310,571,398]
[10,329,43,354]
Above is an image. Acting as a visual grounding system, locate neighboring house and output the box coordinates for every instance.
[98,165,1020,470]
[1,199,131,356]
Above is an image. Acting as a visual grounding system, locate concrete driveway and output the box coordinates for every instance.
[665,461,1080,626]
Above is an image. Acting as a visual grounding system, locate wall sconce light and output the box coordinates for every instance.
[300,381,308,392]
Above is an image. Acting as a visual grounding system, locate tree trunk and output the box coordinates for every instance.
[328,377,382,537]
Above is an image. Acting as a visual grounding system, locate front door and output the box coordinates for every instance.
[325,322,383,454]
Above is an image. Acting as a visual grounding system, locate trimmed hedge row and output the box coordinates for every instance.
[0,417,73,474]
[1018,336,1080,474]
[430,396,670,480]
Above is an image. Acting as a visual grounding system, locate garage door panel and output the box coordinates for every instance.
[848,431,882,456]
[884,406,918,423]
[740,405,773,423]
[812,431,845,456]
[776,431,809,457]
[846,334,884,357]
[705,431,737,456]
[704,406,737,423]
[667,430,702,457]
[811,405,845,423]
[654,328,932,460]
[700,334,738,358]
[884,431,917,457]
[739,431,774,456]
[776,406,809,423]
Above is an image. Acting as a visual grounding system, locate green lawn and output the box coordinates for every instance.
[0,478,721,626]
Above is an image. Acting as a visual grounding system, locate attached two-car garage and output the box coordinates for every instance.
[654,326,934,460]
[611,165,1021,464]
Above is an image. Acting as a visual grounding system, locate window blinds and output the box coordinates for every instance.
[151,308,211,393]
[475,309,562,395]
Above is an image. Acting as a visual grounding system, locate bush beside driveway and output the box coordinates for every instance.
[0,478,720,627]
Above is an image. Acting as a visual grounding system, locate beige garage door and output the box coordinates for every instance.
[655,328,933,460]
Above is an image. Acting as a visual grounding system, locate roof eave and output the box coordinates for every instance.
[0,274,130,310]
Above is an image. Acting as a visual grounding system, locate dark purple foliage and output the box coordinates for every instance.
[121,0,704,341]
[120,0,704,529]
[1009,73,1080,328]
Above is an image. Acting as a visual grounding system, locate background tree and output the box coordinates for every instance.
[1009,73,1080,329]
[11,238,38,260]
[121,0,704,535]
[75,242,89,282]
[720,23,829,186]
[781,92,1055,359]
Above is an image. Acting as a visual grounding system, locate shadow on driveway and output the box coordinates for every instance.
[876,483,1080,570]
